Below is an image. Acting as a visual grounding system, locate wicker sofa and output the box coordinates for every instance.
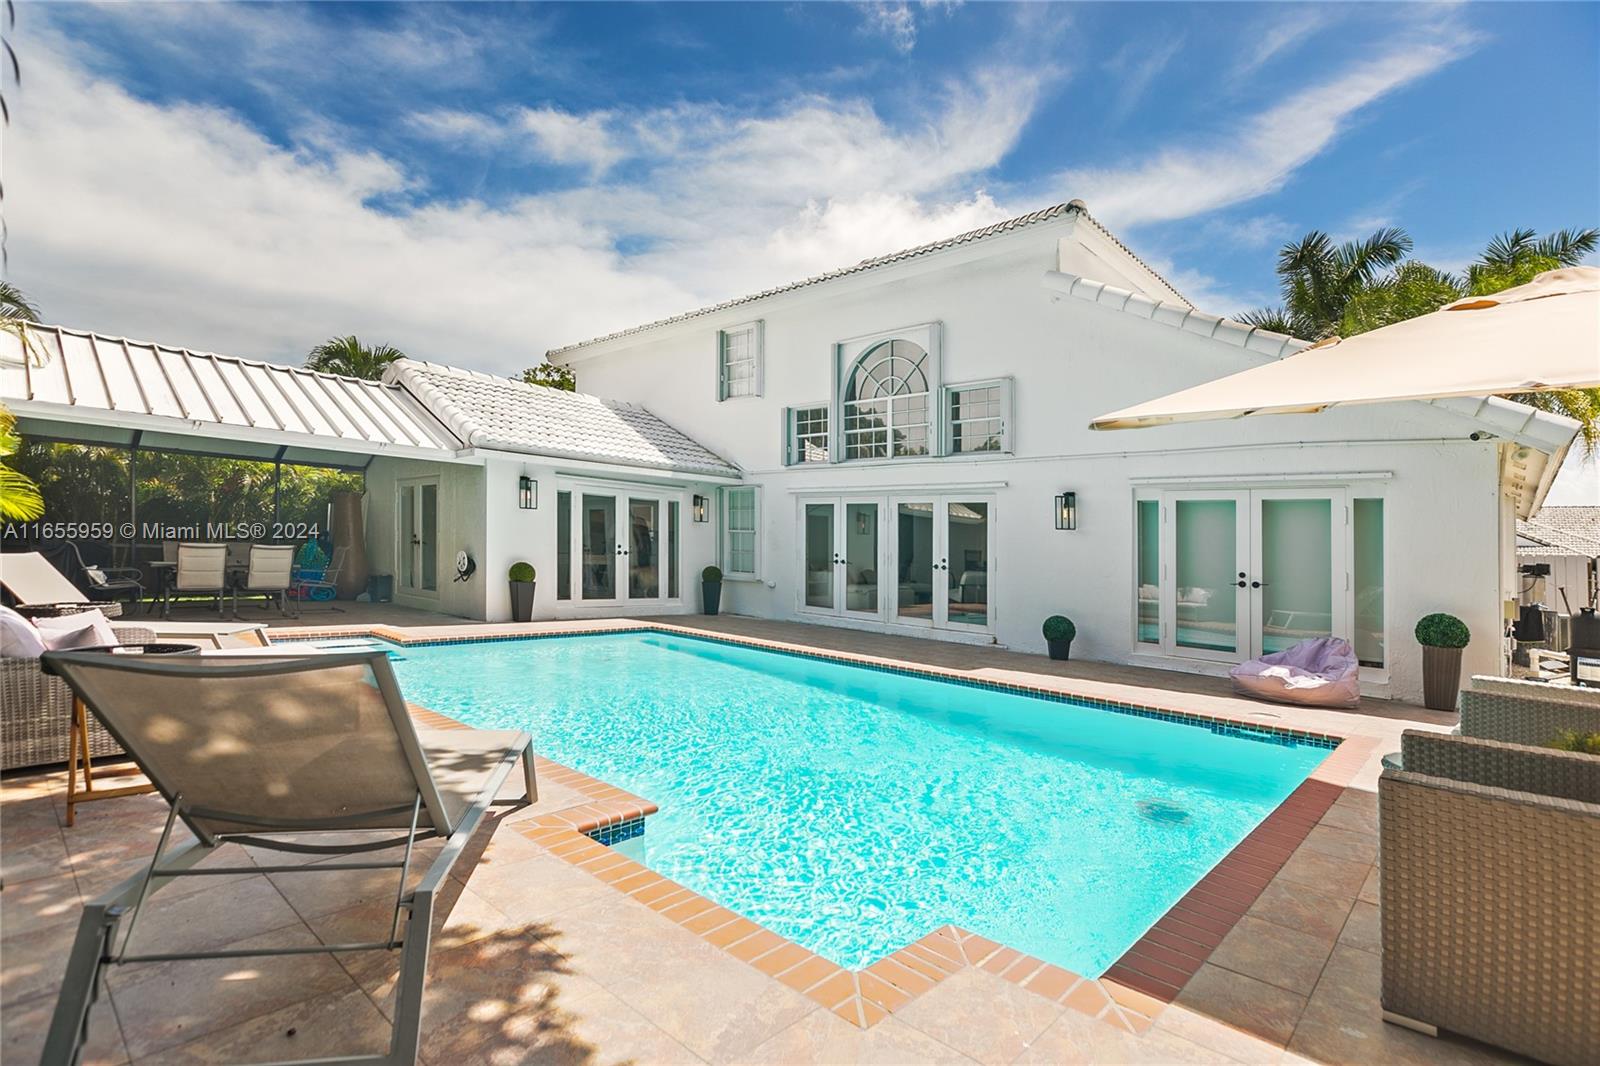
[1379,729,1599,1066]
[1458,683,1600,747]
[1,622,155,770]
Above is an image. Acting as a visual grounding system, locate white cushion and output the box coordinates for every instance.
[34,609,118,651]
[0,605,46,658]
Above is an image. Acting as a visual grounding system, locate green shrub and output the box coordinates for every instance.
[1547,730,1600,755]
[508,562,535,583]
[1042,615,1076,641]
[1414,613,1470,649]
[702,565,723,582]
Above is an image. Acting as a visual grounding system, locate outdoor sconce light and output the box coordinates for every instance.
[692,494,709,523]
[1055,491,1077,531]
[519,475,537,510]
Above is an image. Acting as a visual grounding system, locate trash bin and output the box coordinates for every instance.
[367,574,394,603]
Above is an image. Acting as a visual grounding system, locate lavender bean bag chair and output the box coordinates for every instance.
[1229,636,1361,708]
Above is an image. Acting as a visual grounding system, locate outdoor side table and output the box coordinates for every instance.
[42,642,200,826]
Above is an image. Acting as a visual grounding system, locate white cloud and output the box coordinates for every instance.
[518,107,626,174]
[5,25,1042,373]
[1103,35,1185,123]
[1233,8,1334,81]
[860,2,918,54]
[1060,27,1478,229]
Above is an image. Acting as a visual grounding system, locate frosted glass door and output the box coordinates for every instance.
[1255,497,1335,654]
[1172,496,1247,660]
[804,502,836,610]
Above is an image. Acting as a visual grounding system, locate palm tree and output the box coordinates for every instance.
[1241,228,1412,340]
[0,280,39,322]
[0,402,45,520]
[1243,225,1600,450]
[304,336,406,380]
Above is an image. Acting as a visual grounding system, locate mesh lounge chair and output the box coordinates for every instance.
[38,649,538,1066]
[234,544,297,617]
[0,551,124,619]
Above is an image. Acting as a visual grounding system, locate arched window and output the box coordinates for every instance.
[842,339,930,458]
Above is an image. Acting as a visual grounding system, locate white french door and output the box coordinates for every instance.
[397,477,439,595]
[1139,488,1358,665]
[802,498,887,621]
[562,485,680,606]
[801,494,994,633]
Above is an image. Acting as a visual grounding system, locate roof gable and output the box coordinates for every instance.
[386,360,739,478]
[546,200,1187,360]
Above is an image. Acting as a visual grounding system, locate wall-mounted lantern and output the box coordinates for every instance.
[519,475,537,510]
[692,494,709,523]
[1054,491,1077,531]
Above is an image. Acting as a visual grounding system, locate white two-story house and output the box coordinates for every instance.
[527,201,1573,703]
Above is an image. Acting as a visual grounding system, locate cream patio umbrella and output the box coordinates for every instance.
[1089,267,1600,431]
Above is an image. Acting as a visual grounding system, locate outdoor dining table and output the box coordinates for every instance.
[146,560,251,615]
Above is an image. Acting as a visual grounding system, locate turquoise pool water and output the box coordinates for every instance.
[390,632,1328,974]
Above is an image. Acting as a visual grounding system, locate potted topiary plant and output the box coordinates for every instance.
[508,561,536,623]
[1415,612,1470,711]
[702,565,723,616]
[1042,615,1076,661]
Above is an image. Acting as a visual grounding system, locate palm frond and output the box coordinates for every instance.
[1335,227,1412,286]
[0,280,38,321]
[1481,228,1538,266]
[0,463,43,519]
[1234,306,1296,334]
[1532,227,1600,267]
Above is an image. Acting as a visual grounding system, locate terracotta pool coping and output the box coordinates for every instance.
[353,620,1371,1031]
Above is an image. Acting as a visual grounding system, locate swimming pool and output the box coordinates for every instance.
[390,631,1330,975]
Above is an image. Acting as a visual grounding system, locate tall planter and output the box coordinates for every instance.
[703,579,722,616]
[1421,646,1464,711]
[330,490,370,599]
[509,580,535,623]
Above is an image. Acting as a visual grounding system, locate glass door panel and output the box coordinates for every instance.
[895,502,935,624]
[556,491,572,600]
[399,485,416,590]
[945,501,989,627]
[581,494,616,600]
[1353,498,1385,668]
[628,498,660,599]
[1173,498,1244,657]
[843,502,880,616]
[804,502,835,609]
[1257,498,1333,654]
[419,483,438,592]
[1136,499,1160,645]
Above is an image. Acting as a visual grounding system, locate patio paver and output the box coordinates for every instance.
[0,614,1534,1065]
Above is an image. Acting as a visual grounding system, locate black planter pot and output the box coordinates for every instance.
[1047,638,1072,661]
[703,580,722,616]
[509,580,535,623]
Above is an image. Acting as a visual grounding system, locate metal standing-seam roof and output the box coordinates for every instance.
[546,200,1189,358]
[386,359,740,478]
[0,324,462,467]
[1518,506,1600,557]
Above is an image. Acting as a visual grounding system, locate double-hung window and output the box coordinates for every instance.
[717,322,762,400]
[944,378,1013,454]
[722,486,760,577]
[783,405,830,465]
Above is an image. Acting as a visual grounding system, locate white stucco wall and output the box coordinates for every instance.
[555,218,1515,702]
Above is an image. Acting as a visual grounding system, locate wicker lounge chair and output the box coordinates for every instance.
[1379,730,1599,1066]
[38,649,538,1066]
[0,620,154,770]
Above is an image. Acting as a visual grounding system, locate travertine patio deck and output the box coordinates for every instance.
[1,616,1530,1064]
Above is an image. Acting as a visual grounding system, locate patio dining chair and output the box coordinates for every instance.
[58,541,144,608]
[0,551,124,619]
[234,544,297,617]
[165,542,228,618]
[293,545,348,612]
[38,649,538,1066]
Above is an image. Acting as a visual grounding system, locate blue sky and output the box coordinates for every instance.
[7,2,1598,367]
